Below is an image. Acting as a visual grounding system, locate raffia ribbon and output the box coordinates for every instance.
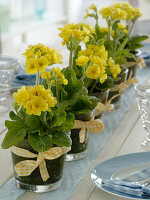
[73,119,104,143]
[95,76,139,116]
[11,146,71,181]
[125,57,146,69]
[110,77,139,95]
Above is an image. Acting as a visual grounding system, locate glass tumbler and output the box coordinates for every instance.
[135,84,150,150]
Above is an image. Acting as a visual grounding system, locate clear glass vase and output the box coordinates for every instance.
[65,111,94,161]
[108,67,128,110]
[135,84,150,150]
[11,139,65,192]
[91,89,110,118]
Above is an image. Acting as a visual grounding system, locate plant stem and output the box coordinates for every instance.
[69,49,73,70]
[128,21,135,36]
[36,70,40,85]
[56,84,60,101]
[89,80,97,95]
[16,110,24,121]
[80,75,86,81]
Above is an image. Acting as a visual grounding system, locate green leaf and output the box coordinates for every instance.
[118,38,128,50]
[41,79,48,89]
[128,34,148,44]
[9,111,20,120]
[52,130,72,147]
[25,115,41,131]
[62,67,77,83]
[115,56,127,64]
[5,120,26,130]
[88,96,100,110]
[62,113,75,132]
[2,129,26,149]
[40,112,49,127]
[52,110,66,127]
[28,133,52,152]
[12,102,19,110]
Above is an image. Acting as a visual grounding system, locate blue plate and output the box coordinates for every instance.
[91,152,150,199]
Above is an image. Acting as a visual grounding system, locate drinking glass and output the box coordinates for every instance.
[135,84,150,150]
[0,56,18,113]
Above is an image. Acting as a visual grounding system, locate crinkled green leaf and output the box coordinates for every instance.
[28,133,52,152]
[62,113,75,132]
[25,115,41,131]
[52,130,71,147]
[5,120,26,130]
[2,129,26,149]
[9,111,20,121]
[52,110,66,127]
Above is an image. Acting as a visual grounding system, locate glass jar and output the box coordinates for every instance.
[126,50,141,79]
[91,89,110,118]
[11,139,65,192]
[65,110,94,161]
[108,67,128,109]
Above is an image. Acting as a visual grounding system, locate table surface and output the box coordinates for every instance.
[0,84,149,200]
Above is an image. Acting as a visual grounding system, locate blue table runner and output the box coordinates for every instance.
[1,65,150,200]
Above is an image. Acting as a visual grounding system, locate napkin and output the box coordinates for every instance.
[102,167,150,198]
[12,74,37,87]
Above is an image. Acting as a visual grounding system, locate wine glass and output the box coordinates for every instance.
[135,84,150,150]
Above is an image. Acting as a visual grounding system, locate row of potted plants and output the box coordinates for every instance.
[1,2,148,193]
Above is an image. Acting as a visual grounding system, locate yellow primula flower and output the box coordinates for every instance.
[86,64,100,79]
[25,96,48,116]
[100,73,107,84]
[84,10,90,19]
[117,23,125,30]
[13,86,30,106]
[88,4,96,10]
[108,57,121,78]
[62,78,68,85]
[58,23,94,45]
[52,49,63,64]
[25,58,37,74]
[122,29,128,34]
[76,56,89,66]
[41,71,51,80]
[99,6,126,20]
[35,56,48,72]
[14,85,57,115]
[23,44,63,75]
[99,7,113,19]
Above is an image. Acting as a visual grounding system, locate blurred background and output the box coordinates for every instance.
[0,0,150,63]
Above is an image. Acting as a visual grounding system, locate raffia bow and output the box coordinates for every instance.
[95,94,119,116]
[95,76,139,116]
[110,77,139,95]
[73,119,104,143]
[125,57,146,69]
[11,146,71,181]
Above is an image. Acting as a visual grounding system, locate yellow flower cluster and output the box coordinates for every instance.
[76,45,108,83]
[84,4,97,19]
[99,27,115,37]
[13,85,57,116]
[58,23,94,45]
[108,57,121,78]
[111,2,142,20]
[117,23,128,34]
[99,6,126,21]
[41,67,68,85]
[23,44,63,74]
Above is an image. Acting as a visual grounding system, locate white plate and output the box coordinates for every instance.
[91,152,150,199]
